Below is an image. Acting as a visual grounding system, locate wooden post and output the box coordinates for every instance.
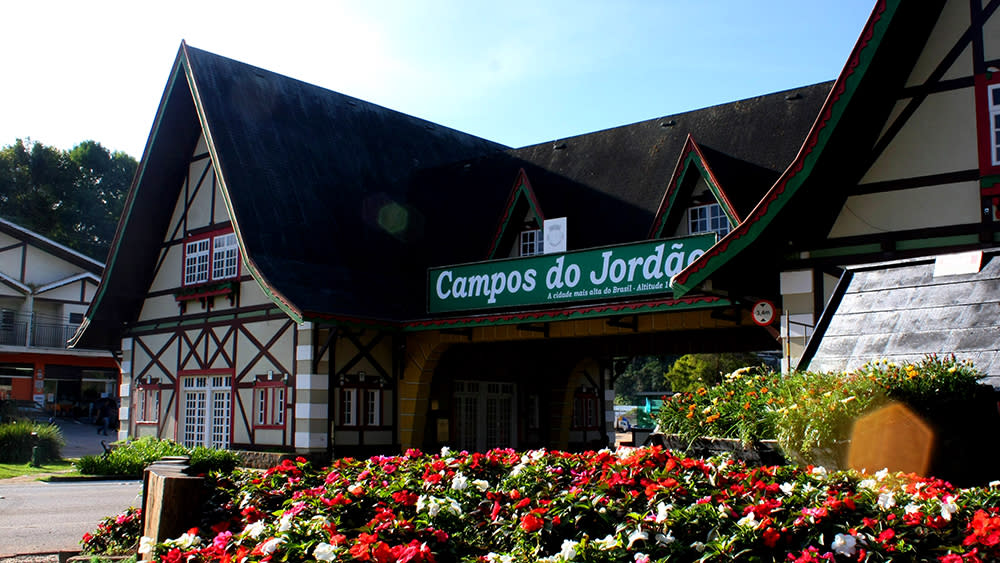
[139,456,205,560]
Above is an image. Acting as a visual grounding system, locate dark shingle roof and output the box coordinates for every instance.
[76,43,832,347]
[805,252,1000,386]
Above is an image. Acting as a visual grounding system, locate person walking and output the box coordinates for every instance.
[96,394,112,436]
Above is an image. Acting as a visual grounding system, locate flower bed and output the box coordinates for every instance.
[655,355,1000,484]
[102,446,1000,562]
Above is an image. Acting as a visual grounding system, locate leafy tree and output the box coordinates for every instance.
[0,138,136,260]
[614,356,675,405]
[664,353,766,393]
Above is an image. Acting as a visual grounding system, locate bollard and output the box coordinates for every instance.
[29,431,41,467]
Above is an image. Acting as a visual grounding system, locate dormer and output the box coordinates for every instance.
[648,135,740,240]
[487,169,546,259]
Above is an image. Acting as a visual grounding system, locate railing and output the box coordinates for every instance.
[0,312,79,349]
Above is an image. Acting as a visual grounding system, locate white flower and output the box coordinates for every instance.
[780,482,795,495]
[440,446,451,457]
[655,502,672,523]
[627,528,648,548]
[558,539,578,561]
[858,479,877,490]
[717,504,730,518]
[831,533,857,556]
[313,542,337,562]
[486,553,514,563]
[989,480,1000,488]
[737,512,759,529]
[877,492,896,510]
[451,472,469,491]
[168,531,201,549]
[811,466,828,476]
[243,520,266,539]
[691,541,706,552]
[941,495,959,521]
[258,536,284,555]
[138,536,155,555]
[594,535,618,550]
[277,512,293,532]
[472,479,490,492]
[875,468,889,480]
[904,503,921,514]
[510,463,526,477]
[655,531,676,546]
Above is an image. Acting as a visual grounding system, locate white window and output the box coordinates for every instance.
[183,231,239,286]
[989,83,1000,166]
[184,239,211,285]
[340,386,383,427]
[254,385,286,427]
[136,387,160,423]
[688,203,731,237]
[341,388,357,426]
[365,389,381,426]
[212,233,239,280]
[519,229,543,256]
[182,374,231,449]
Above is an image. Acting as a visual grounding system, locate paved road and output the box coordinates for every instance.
[0,480,142,557]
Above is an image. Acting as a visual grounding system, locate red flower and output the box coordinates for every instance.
[162,548,183,563]
[520,513,544,533]
[762,527,781,548]
[877,528,896,543]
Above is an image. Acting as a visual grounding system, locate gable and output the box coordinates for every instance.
[488,169,546,259]
[649,136,740,239]
[673,0,951,296]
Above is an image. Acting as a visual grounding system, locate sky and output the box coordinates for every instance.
[1,1,875,159]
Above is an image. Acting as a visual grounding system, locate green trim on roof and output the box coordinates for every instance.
[82,54,188,337]
[181,46,305,326]
[654,152,737,238]
[404,296,731,332]
[671,0,899,297]
[488,170,544,259]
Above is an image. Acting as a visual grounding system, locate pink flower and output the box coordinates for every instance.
[213,530,232,550]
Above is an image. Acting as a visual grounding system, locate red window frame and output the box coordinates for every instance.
[572,389,599,431]
[975,72,1000,176]
[253,380,287,430]
[182,227,240,287]
[135,383,160,425]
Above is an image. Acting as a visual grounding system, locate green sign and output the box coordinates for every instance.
[428,234,716,313]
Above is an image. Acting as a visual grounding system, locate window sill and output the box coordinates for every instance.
[174,280,239,311]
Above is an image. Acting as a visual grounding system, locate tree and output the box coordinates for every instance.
[664,353,766,393]
[0,139,136,260]
[614,356,675,405]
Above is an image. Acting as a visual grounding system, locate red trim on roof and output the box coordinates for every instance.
[648,135,741,238]
[486,168,545,258]
[407,295,724,329]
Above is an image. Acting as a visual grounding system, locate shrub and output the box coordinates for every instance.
[655,354,994,467]
[0,420,64,463]
[75,436,241,476]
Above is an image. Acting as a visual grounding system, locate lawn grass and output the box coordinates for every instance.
[0,458,76,480]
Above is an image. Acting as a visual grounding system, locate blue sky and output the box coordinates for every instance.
[1,1,874,159]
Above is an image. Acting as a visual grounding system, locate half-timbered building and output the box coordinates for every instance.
[75,0,1000,456]
[0,218,116,411]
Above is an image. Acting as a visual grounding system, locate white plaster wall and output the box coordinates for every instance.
[861,89,978,183]
[828,182,979,238]
[905,0,972,87]
[23,246,83,286]
[984,6,1000,61]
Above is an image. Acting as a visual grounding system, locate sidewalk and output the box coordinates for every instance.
[49,417,113,459]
